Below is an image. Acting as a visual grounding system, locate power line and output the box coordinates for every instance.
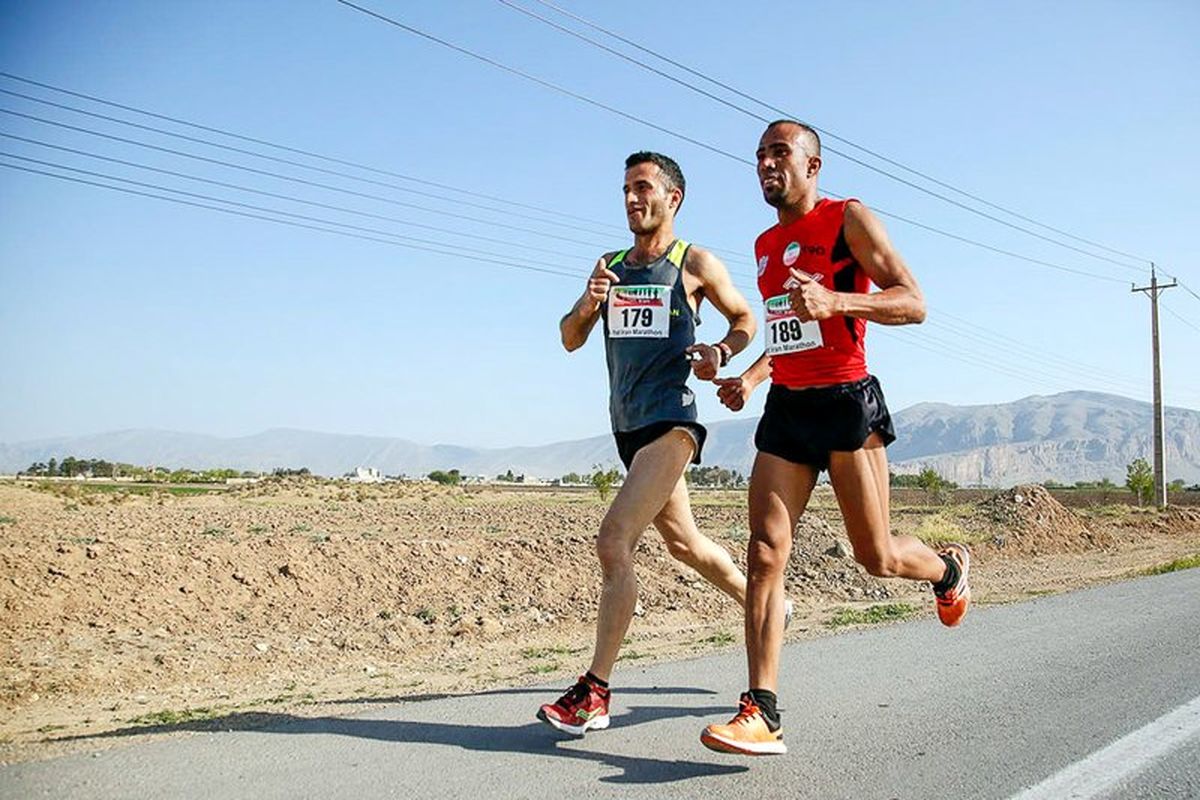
[0,157,588,282]
[899,323,1147,397]
[0,108,1149,390]
[334,0,1138,287]
[877,327,1079,393]
[8,147,1176,399]
[1162,302,1200,336]
[0,149,599,270]
[0,116,1132,371]
[1167,277,1200,305]
[499,0,1146,275]
[0,86,624,241]
[0,70,1166,394]
[924,319,1146,396]
[0,71,627,236]
[523,0,1153,269]
[927,308,1145,387]
[1,70,1147,286]
[9,128,1108,391]
[333,0,757,167]
[0,131,592,263]
[0,107,618,251]
[845,204,1128,285]
[0,80,755,266]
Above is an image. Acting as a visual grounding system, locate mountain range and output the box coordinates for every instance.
[2,391,1198,486]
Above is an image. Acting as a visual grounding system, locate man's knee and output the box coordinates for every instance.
[747,528,791,577]
[596,518,636,573]
[662,536,692,564]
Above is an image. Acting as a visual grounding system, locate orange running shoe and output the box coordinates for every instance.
[934,543,971,627]
[537,675,610,736]
[700,693,786,755]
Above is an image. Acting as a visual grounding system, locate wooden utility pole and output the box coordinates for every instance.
[1132,264,1177,508]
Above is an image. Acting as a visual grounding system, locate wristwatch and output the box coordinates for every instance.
[716,342,733,368]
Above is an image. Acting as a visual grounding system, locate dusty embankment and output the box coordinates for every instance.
[1,478,1197,763]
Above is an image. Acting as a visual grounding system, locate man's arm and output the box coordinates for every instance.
[714,351,770,412]
[561,257,619,352]
[787,200,926,325]
[682,246,757,380]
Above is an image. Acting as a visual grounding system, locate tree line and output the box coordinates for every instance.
[21,457,309,484]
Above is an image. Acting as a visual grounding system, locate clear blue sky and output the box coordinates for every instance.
[2,0,1198,447]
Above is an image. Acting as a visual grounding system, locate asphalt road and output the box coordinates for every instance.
[4,569,1199,799]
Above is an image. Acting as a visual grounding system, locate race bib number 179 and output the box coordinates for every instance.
[764,294,823,355]
[608,285,671,338]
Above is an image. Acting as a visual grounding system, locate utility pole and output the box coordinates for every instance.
[1132,263,1177,508]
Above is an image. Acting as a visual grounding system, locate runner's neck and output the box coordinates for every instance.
[776,194,823,227]
[627,228,677,265]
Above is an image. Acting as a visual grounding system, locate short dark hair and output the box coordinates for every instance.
[624,151,685,212]
[765,119,821,157]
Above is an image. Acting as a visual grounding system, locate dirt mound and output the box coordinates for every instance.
[783,514,915,602]
[972,485,1113,554]
[1158,506,1200,532]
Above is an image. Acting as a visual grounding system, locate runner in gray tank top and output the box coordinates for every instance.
[538,151,782,738]
[602,238,700,436]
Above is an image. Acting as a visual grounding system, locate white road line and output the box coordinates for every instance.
[1010,694,1200,800]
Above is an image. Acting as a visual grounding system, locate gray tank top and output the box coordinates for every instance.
[601,239,700,433]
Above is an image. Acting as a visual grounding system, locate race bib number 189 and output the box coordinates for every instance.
[764,294,823,355]
[608,285,671,338]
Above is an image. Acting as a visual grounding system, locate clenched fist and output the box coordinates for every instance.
[786,268,839,322]
[714,376,752,412]
[685,344,721,381]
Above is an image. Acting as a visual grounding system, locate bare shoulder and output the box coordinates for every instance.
[843,199,888,239]
[682,244,728,282]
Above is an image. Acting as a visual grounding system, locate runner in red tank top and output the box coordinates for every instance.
[755,197,871,388]
[699,120,973,757]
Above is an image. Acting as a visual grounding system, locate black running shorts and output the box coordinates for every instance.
[614,421,707,470]
[754,375,895,471]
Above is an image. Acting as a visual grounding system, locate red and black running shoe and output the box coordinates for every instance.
[537,675,611,736]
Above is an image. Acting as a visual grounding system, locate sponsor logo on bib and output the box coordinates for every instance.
[611,286,665,307]
[782,241,801,266]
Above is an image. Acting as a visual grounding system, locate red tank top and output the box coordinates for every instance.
[755,198,871,388]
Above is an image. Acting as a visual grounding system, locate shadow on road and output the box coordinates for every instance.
[53,696,748,785]
[313,684,719,706]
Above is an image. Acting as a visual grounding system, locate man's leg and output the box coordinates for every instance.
[701,451,816,755]
[827,433,944,582]
[539,429,696,734]
[587,429,697,682]
[745,452,818,692]
[652,474,747,607]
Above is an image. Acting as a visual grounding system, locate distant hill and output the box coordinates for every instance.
[0,427,621,481]
[2,391,1197,485]
[888,391,1200,485]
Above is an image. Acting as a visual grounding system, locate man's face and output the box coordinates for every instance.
[623,162,679,235]
[756,124,819,208]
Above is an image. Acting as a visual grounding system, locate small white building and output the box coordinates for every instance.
[350,466,383,483]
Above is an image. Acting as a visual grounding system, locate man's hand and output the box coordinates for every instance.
[684,344,721,381]
[584,257,620,313]
[714,376,753,412]
[786,268,840,322]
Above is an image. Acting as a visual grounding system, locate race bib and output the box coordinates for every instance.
[764,294,823,355]
[607,285,670,338]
